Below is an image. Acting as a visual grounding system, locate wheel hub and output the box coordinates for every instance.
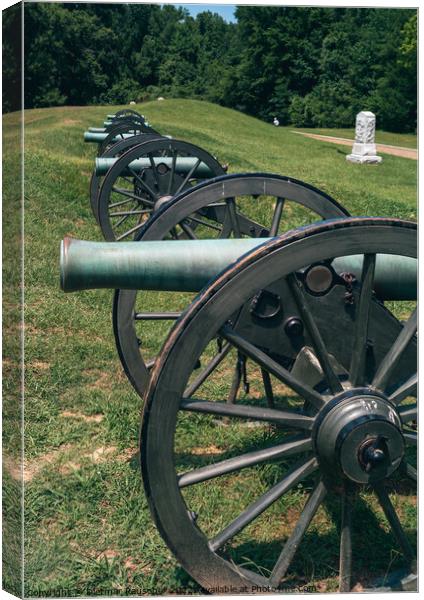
[314,389,404,483]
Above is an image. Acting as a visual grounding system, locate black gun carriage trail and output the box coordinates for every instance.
[73,111,417,592]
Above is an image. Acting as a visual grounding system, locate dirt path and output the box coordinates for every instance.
[292,131,417,160]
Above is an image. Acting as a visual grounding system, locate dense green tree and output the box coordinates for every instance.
[2,3,22,113]
[3,3,416,132]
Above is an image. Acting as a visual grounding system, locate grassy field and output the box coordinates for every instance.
[3,99,417,596]
[293,127,417,149]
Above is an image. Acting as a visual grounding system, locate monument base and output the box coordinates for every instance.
[346,153,383,164]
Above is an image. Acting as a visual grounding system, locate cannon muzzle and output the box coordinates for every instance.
[95,156,216,177]
[60,237,417,300]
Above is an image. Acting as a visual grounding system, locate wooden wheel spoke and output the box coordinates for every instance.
[372,307,417,393]
[226,197,241,237]
[287,274,343,395]
[121,175,137,187]
[179,220,198,240]
[349,253,376,386]
[183,343,232,398]
[108,197,137,209]
[113,212,133,229]
[178,435,312,489]
[180,399,314,430]
[209,457,318,551]
[116,221,147,241]
[220,325,325,410]
[373,482,415,563]
[269,479,326,588]
[147,153,160,187]
[109,209,151,217]
[175,158,202,195]
[398,403,417,424]
[269,197,285,236]
[185,215,222,232]
[389,374,417,405]
[339,483,355,592]
[167,150,178,194]
[128,166,157,199]
[111,186,154,206]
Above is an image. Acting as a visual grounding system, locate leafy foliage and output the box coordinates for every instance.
[4,4,417,132]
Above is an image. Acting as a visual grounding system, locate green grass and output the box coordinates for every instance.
[293,127,417,149]
[3,99,417,596]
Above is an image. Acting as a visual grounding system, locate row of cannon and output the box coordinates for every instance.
[60,108,418,592]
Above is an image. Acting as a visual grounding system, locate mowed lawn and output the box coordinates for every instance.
[2,99,417,595]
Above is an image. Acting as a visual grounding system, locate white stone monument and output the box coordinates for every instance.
[346,111,382,164]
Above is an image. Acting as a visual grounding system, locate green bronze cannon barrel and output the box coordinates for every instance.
[88,127,107,133]
[95,156,216,177]
[84,131,136,143]
[60,237,417,300]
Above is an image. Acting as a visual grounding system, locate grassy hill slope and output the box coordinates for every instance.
[3,99,417,595]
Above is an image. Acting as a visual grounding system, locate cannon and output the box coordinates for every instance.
[84,109,160,157]
[107,108,144,120]
[85,120,160,156]
[94,139,227,241]
[60,217,416,592]
[84,117,151,139]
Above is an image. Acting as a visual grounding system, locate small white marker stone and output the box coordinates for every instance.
[346,111,382,164]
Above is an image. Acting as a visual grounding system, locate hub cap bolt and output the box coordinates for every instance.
[361,436,387,472]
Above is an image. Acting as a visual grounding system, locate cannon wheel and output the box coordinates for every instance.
[113,108,143,120]
[113,173,349,397]
[89,133,164,221]
[104,116,146,130]
[97,121,160,156]
[97,139,226,241]
[103,115,149,134]
[141,218,417,592]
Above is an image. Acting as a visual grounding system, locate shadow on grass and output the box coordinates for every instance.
[165,478,416,593]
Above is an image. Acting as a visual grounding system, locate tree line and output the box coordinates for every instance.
[3,3,417,132]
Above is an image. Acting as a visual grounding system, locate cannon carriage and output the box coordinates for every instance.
[61,215,417,593]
